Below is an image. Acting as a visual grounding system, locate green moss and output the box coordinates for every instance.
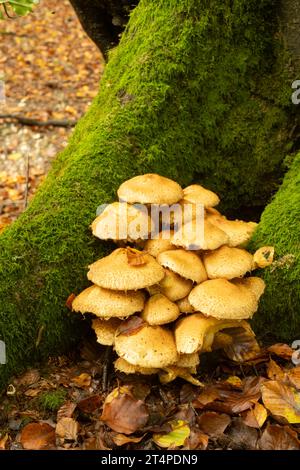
[0,0,296,388]
[37,389,67,412]
[249,152,300,342]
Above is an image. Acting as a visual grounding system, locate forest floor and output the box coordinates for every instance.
[1,0,300,452]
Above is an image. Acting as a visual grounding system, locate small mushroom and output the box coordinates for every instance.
[253,246,274,268]
[182,184,220,208]
[206,212,257,247]
[144,230,174,257]
[172,219,229,250]
[141,294,181,325]
[87,248,165,290]
[203,245,253,279]
[176,352,200,368]
[157,249,207,283]
[117,173,183,205]
[92,318,122,346]
[91,202,154,242]
[114,324,178,368]
[176,295,195,313]
[159,268,193,301]
[233,276,266,302]
[72,285,145,318]
[114,357,159,375]
[188,279,258,320]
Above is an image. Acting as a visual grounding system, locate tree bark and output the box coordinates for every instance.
[0,0,296,387]
[69,0,138,58]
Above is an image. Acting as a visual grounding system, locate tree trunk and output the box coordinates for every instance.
[0,0,296,388]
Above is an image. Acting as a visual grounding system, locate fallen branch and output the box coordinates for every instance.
[0,114,77,128]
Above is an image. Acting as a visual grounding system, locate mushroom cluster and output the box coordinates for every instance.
[72,174,274,386]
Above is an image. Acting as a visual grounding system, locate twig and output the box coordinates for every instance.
[0,114,77,128]
[102,346,112,392]
[24,152,30,209]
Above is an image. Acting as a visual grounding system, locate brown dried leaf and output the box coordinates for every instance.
[193,386,220,409]
[116,316,146,337]
[71,373,91,388]
[57,401,77,422]
[224,326,260,362]
[287,366,300,390]
[0,434,9,450]
[267,358,285,380]
[227,418,258,450]
[77,395,102,414]
[243,403,268,428]
[268,343,293,360]
[20,422,56,450]
[259,424,300,450]
[111,433,145,446]
[101,387,149,435]
[66,293,76,310]
[262,380,300,423]
[198,411,231,436]
[183,429,209,450]
[126,248,147,266]
[56,417,79,441]
[17,369,40,387]
[24,388,41,397]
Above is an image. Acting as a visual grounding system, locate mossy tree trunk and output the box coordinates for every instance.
[0,0,297,387]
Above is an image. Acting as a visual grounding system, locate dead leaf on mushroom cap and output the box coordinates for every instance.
[258,424,300,450]
[116,316,146,336]
[126,248,147,266]
[101,386,149,435]
[261,380,300,424]
[20,422,56,450]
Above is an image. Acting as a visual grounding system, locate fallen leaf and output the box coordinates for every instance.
[173,405,196,425]
[225,376,243,389]
[71,373,91,388]
[243,403,268,428]
[116,316,146,337]
[258,424,300,450]
[224,326,261,362]
[111,433,145,446]
[287,366,300,390]
[17,369,40,386]
[262,380,300,423]
[101,387,149,435]
[268,344,293,360]
[267,359,285,381]
[77,395,102,414]
[193,386,220,408]
[57,401,77,421]
[0,434,9,450]
[66,293,76,310]
[153,420,190,449]
[227,418,258,450]
[56,417,79,441]
[197,411,231,436]
[183,429,209,450]
[20,422,55,450]
[24,388,41,397]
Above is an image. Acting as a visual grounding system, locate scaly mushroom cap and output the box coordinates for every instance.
[176,296,195,313]
[91,202,153,241]
[114,358,159,375]
[117,173,183,205]
[172,219,229,251]
[182,184,220,208]
[233,276,266,302]
[144,231,174,258]
[87,248,165,290]
[114,324,178,368]
[253,246,274,268]
[188,279,258,320]
[157,249,207,283]
[159,268,193,301]
[92,318,121,346]
[203,245,253,279]
[72,285,145,318]
[206,212,257,247]
[175,313,246,354]
[141,294,180,325]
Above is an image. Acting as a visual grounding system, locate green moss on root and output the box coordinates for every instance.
[0,0,295,387]
[249,152,300,342]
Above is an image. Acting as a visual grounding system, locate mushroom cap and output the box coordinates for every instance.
[157,249,207,283]
[233,276,266,302]
[172,219,229,251]
[114,324,178,368]
[188,279,258,320]
[206,212,257,247]
[176,296,195,313]
[91,202,153,241]
[176,352,200,368]
[114,358,159,375]
[141,293,180,325]
[175,313,245,354]
[87,248,165,290]
[92,318,121,346]
[144,231,174,258]
[117,173,183,205]
[203,245,253,279]
[182,184,220,208]
[72,285,145,318]
[159,268,193,301]
[253,246,274,268]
